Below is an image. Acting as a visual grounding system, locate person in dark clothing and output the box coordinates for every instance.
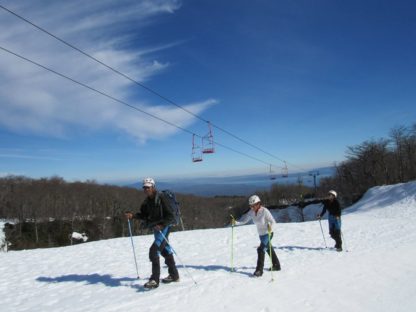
[300,190,343,251]
[125,177,179,289]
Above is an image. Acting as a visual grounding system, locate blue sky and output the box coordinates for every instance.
[1,0,415,184]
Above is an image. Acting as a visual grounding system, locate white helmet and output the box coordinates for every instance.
[143,177,155,188]
[248,195,261,206]
[328,190,337,198]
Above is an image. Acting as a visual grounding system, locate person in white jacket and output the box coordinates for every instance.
[233,195,281,277]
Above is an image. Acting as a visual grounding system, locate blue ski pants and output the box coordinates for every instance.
[259,232,274,252]
[151,225,173,257]
[328,215,342,248]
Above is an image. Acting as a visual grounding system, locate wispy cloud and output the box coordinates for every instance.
[116,98,218,143]
[0,153,63,161]
[0,0,213,141]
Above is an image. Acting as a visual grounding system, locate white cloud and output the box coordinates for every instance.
[0,0,213,142]
[0,153,63,161]
[115,99,218,143]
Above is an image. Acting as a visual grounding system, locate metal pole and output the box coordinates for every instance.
[127,219,140,279]
[230,215,235,272]
[267,226,274,282]
[158,230,197,286]
[318,218,328,248]
[231,223,235,272]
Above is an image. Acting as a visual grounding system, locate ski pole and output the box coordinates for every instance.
[230,215,235,272]
[267,225,274,282]
[158,230,197,286]
[127,219,140,279]
[318,218,328,248]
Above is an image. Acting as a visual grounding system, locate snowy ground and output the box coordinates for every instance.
[1,181,415,312]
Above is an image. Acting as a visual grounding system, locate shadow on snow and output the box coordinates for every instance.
[36,263,267,291]
[185,264,254,277]
[36,274,146,291]
[278,245,329,251]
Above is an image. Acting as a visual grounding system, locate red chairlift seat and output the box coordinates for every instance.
[202,122,215,154]
[192,156,203,162]
[202,146,215,154]
[192,134,203,162]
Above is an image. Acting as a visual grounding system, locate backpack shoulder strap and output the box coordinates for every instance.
[155,191,164,218]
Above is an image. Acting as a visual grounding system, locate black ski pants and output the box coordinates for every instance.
[149,227,179,282]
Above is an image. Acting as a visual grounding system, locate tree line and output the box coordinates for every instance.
[0,176,247,250]
[318,123,416,204]
[243,123,416,219]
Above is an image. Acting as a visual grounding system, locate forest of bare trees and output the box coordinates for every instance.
[256,123,416,218]
[0,177,247,250]
[318,124,416,204]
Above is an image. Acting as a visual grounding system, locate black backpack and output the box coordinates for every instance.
[157,190,183,229]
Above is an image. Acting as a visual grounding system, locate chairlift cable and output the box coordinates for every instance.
[0,4,299,170]
[0,45,194,136]
[0,4,206,122]
[0,45,274,169]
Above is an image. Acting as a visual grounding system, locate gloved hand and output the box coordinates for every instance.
[316,214,321,220]
[125,211,133,220]
[154,224,163,231]
[230,215,236,226]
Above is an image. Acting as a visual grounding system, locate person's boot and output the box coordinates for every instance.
[268,248,281,271]
[253,248,265,277]
[149,243,160,285]
[162,253,180,284]
[144,279,159,289]
[334,230,342,251]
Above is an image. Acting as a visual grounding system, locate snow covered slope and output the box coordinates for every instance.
[345,181,416,215]
[0,181,415,312]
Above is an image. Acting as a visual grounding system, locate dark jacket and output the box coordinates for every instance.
[134,191,175,228]
[309,198,341,217]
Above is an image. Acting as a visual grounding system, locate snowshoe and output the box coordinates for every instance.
[336,247,343,252]
[144,279,159,289]
[253,270,263,277]
[161,275,179,284]
[270,266,281,272]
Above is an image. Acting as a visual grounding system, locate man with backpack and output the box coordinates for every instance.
[125,177,179,289]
